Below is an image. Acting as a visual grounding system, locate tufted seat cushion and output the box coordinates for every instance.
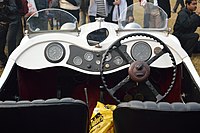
[114,100,200,133]
[0,98,89,133]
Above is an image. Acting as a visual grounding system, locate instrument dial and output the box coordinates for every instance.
[73,56,83,66]
[45,42,65,63]
[84,52,94,61]
[131,41,152,61]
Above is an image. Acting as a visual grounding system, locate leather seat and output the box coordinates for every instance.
[113,100,200,133]
[0,98,89,133]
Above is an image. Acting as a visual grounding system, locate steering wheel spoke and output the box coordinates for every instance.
[117,46,134,64]
[145,80,164,102]
[108,75,131,95]
[147,50,166,65]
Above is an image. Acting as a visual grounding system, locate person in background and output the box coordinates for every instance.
[88,0,113,22]
[16,0,28,47]
[79,0,89,25]
[18,0,28,29]
[126,0,133,22]
[172,0,185,13]
[0,0,20,67]
[51,0,82,23]
[112,0,127,23]
[34,0,49,10]
[48,0,52,7]
[27,0,49,31]
[173,0,200,57]
[141,0,171,19]
[157,0,171,18]
[141,0,165,28]
[59,0,82,23]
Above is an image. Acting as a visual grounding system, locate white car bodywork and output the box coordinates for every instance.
[0,2,200,100]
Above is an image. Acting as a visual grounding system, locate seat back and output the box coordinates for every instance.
[0,98,89,133]
[113,101,200,133]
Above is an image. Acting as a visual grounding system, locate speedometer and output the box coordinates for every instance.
[131,41,152,61]
[45,42,65,63]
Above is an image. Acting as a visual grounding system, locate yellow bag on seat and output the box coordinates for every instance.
[89,102,116,133]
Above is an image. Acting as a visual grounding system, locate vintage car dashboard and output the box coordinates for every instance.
[14,30,182,76]
[46,43,130,73]
[44,41,153,73]
[12,4,185,75]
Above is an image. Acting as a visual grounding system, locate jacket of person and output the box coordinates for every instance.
[88,0,112,17]
[112,0,127,22]
[59,0,81,10]
[51,0,81,8]
[173,7,200,37]
[126,0,133,6]
[157,0,171,18]
[34,0,49,10]
[0,0,18,22]
[18,0,28,16]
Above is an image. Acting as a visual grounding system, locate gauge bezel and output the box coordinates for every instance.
[131,41,152,61]
[73,56,83,66]
[84,52,94,61]
[44,42,65,63]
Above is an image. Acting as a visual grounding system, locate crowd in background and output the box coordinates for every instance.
[0,0,200,68]
[173,0,200,56]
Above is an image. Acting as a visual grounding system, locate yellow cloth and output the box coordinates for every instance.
[89,102,116,133]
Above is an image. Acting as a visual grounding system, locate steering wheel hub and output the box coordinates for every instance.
[128,61,150,82]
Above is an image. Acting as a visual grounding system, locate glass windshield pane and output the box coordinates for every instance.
[119,2,168,29]
[26,8,77,32]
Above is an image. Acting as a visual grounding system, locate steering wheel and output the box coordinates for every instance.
[100,33,177,103]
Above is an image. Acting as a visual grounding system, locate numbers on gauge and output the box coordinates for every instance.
[45,42,65,63]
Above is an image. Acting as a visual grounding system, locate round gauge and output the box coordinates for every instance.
[84,52,94,61]
[45,42,65,63]
[73,56,83,66]
[113,56,123,66]
[131,41,152,61]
